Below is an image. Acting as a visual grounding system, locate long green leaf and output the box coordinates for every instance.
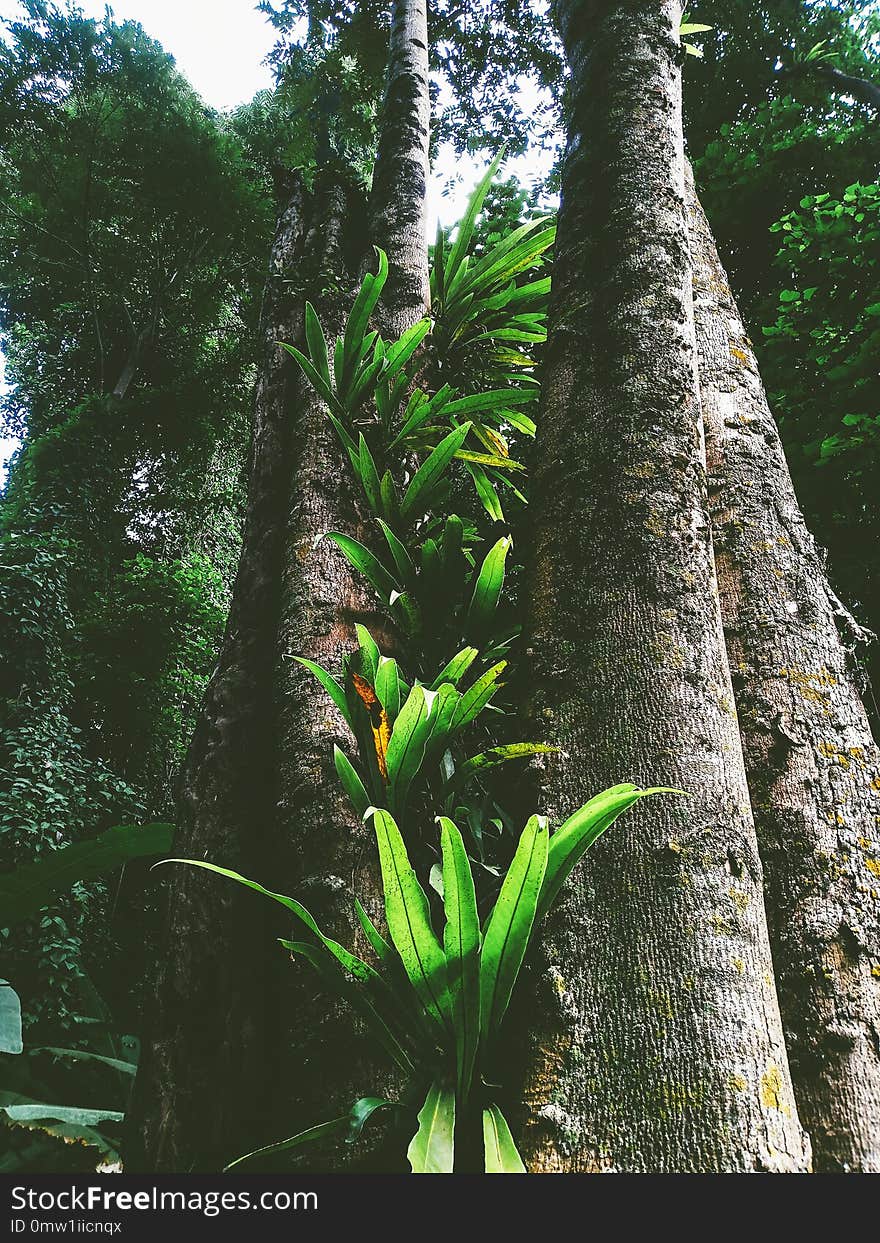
[370,809,451,1033]
[1,823,173,928]
[467,462,505,522]
[0,983,22,1055]
[430,647,478,691]
[280,939,415,1074]
[483,1105,526,1173]
[439,818,480,1099]
[326,532,399,602]
[2,1105,123,1127]
[31,1047,136,1076]
[292,657,353,729]
[385,685,430,813]
[447,743,558,793]
[536,786,681,923]
[400,423,473,522]
[444,147,506,288]
[450,661,507,731]
[333,746,370,818]
[467,536,511,632]
[304,302,331,387]
[437,389,538,420]
[407,1082,456,1174]
[225,1116,349,1172]
[156,859,379,986]
[377,519,416,586]
[480,815,549,1045]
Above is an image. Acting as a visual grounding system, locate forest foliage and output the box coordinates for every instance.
[0,0,878,1171]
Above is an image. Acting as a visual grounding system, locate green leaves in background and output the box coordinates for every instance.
[1,823,173,928]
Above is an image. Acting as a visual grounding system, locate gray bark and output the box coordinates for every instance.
[515,0,809,1172]
[688,167,880,1172]
[369,0,431,339]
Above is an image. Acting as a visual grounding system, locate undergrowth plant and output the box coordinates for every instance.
[162,157,678,1173]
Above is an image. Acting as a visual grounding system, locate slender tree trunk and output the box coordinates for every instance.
[515,0,809,1171]
[129,170,308,1171]
[687,168,880,1172]
[368,0,431,339]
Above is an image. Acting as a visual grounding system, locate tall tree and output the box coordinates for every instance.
[516,0,808,1171]
[687,168,880,1172]
[132,0,432,1171]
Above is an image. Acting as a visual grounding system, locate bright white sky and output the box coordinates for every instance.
[0,0,554,471]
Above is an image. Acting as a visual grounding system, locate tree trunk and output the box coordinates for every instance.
[687,167,880,1172]
[515,0,809,1172]
[368,0,431,340]
[129,169,308,1172]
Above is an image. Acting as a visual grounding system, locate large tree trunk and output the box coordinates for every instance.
[687,168,880,1172]
[132,0,435,1161]
[515,0,809,1172]
[368,0,431,339]
[129,170,309,1172]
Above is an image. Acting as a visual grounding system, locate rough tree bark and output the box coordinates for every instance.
[515,0,810,1172]
[271,2,432,1156]
[129,169,310,1171]
[368,0,431,339]
[687,168,880,1172]
[133,1,434,1168]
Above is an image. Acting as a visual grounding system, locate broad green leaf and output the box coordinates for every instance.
[353,896,396,967]
[326,532,399,602]
[1,823,173,928]
[375,656,401,722]
[430,647,478,691]
[400,423,473,522]
[450,661,507,731]
[454,451,524,471]
[483,1105,526,1173]
[157,859,380,987]
[379,471,400,524]
[444,147,506,287]
[447,743,558,793]
[384,318,431,380]
[385,685,431,814]
[467,462,505,522]
[407,1082,456,1174]
[341,249,388,393]
[31,1047,136,1076]
[480,815,549,1045]
[439,818,480,1099]
[280,939,415,1074]
[346,1097,388,1143]
[536,786,680,923]
[467,537,511,633]
[463,227,556,292]
[333,746,370,818]
[279,342,334,408]
[355,623,381,684]
[225,1116,349,1171]
[0,983,22,1055]
[293,657,352,729]
[1,1105,123,1127]
[370,809,451,1032]
[304,302,331,387]
[358,434,382,513]
[437,389,538,420]
[377,519,416,586]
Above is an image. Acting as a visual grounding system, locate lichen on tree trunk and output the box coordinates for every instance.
[687,167,880,1172]
[515,0,809,1172]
